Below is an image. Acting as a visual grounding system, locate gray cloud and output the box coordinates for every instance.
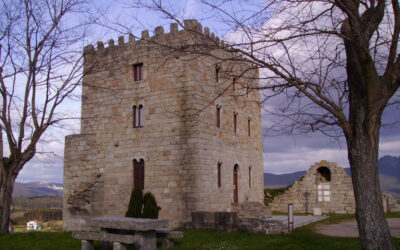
[16,156,63,183]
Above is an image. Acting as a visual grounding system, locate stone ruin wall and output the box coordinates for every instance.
[269,160,400,214]
[269,161,355,214]
[63,20,264,230]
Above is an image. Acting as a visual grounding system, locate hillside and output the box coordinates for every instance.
[264,155,400,195]
[12,182,63,197]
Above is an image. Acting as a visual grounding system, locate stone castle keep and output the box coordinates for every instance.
[63,20,264,230]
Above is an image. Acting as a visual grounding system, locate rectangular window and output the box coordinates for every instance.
[215,65,220,82]
[317,183,330,202]
[218,162,222,188]
[233,112,237,133]
[216,105,221,128]
[248,119,251,137]
[133,63,143,81]
[134,159,145,190]
[249,167,251,188]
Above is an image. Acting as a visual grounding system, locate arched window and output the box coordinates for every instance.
[133,104,144,128]
[316,167,331,182]
[133,159,145,190]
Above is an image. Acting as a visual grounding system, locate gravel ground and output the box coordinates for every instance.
[314,218,400,237]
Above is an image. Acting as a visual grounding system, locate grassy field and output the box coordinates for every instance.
[1,215,399,250]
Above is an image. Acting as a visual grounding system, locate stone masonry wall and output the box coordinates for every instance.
[63,20,264,230]
[269,161,355,214]
[63,134,103,230]
[269,160,400,214]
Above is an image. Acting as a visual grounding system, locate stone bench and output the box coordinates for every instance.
[156,230,184,249]
[72,231,139,250]
[73,230,183,250]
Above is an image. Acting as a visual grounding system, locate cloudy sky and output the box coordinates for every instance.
[15,0,400,183]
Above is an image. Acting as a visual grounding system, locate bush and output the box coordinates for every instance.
[125,189,161,219]
[142,192,161,219]
[125,188,143,218]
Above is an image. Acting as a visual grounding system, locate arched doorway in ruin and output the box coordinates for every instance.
[316,166,331,202]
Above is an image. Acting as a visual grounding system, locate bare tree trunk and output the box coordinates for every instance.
[347,116,394,249]
[0,165,16,235]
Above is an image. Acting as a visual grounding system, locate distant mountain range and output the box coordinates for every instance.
[264,155,400,196]
[13,182,63,197]
[12,155,399,197]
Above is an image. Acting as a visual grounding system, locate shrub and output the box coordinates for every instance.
[125,188,143,218]
[125,189,161,219]
[142,192,161,219]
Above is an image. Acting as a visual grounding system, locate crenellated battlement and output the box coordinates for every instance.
[83,19,227,55]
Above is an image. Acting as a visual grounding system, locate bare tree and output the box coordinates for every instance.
[0,0,92,235]
[128,0,400,249]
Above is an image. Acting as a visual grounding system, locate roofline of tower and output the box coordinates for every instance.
[83,19,230,55]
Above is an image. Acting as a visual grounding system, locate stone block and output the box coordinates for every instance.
[313,208,322,216]
[191,211,215,230]
[214,212,238,232]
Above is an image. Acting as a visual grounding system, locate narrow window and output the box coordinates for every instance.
[133,63,143,81]
[133,105,144,128]
[218,162,222,188]
[133,159,145,190]
[216,105,221,128]
[133,105,137,128]
[248,118,251,137]
[138,104,144,127]
[249,167,251,188]
[215,65,220,82]
[233,112,237,133]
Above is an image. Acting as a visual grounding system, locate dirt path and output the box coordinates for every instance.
[314,218,400,237]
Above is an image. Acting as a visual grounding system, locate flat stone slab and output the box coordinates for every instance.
[314,218,400,237]
[89,217,169,231]
[72,231,139,244]
[268,215,327,230]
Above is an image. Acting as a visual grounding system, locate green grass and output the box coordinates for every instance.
[1,215,400,250]
[0,231,80,250]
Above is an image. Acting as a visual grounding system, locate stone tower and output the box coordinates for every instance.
[63,20,264,230]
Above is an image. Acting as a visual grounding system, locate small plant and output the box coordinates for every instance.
[142,192,161,219]
[125,188,161,219]
[125,188,143,218]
